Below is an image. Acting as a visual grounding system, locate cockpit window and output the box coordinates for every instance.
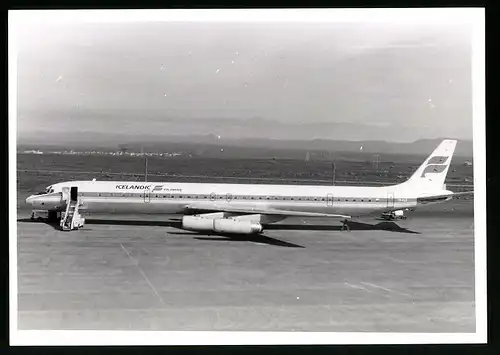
[44,186,54,194]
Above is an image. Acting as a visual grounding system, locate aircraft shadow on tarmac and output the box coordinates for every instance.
[17,217,420,234]
[169,231,305,248]
[17,217,419,249]
[266,220,421,234]
[16,217,305,248]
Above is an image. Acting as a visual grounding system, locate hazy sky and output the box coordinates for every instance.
[15,16,474,142]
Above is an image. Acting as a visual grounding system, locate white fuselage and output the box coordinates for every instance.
[26,180,442,218]
[24,140,461,234]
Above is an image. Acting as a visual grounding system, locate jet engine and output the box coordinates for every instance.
[213,218,263,234]
[182,216,215,231]
[182,216,263,234]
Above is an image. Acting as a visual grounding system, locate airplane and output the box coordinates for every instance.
[25,139,473,233]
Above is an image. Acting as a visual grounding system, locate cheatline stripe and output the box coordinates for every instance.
[61,191,419,204]
[17,169,473,188]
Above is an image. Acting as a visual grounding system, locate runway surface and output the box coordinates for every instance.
[16,200,475,332]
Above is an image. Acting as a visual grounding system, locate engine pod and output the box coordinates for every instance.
[182,216,215,231]
[213,218,262,234]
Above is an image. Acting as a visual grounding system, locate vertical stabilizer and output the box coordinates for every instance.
[401,139,457,191]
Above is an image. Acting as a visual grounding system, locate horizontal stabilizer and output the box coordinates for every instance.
[185,204,351,219]
[417,190,473,204]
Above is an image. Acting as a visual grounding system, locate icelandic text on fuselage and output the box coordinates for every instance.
[115,184,182,192]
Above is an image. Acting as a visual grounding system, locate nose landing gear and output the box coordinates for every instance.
[47,210,59,222]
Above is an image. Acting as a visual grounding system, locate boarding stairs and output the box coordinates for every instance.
[60,197,85,231]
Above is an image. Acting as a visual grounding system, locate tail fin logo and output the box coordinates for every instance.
[427,156,449,165]
[420,155,450,178]
[420,164,448,177]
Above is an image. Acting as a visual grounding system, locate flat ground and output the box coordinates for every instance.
[15,154,475,332]
[17,202,474,332]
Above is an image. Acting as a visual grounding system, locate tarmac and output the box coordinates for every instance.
[15,197,475,333]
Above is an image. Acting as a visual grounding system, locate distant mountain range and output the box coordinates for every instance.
[188,136,474,156]
[18,133,473,158]
[18,116,472,144]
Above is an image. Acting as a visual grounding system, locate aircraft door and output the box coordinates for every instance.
[61,187,70,202]
[326,193,334,207]
[387,192,395,209]
[70,186,78,202]
[144,190,151,203]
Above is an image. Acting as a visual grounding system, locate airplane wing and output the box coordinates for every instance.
[184,203,351,219]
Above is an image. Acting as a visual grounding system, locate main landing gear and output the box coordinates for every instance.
[380,210,408,221]
[341,219,351,232]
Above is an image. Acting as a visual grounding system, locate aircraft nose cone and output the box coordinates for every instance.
[25,195,35,204]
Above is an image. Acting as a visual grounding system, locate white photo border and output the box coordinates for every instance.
[8,7,486,346]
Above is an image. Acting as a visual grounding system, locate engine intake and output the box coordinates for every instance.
[182,216,262,234]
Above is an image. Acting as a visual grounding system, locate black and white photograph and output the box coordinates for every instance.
[9,8,486,345]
